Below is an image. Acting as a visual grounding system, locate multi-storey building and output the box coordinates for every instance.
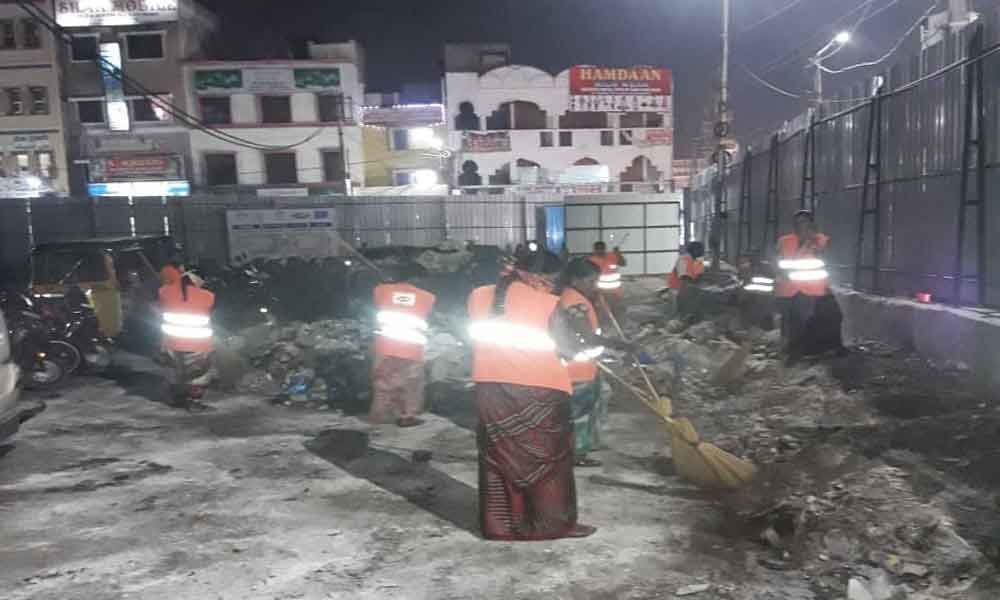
[360,93,446,192]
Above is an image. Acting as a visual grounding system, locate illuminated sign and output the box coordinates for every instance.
[99,42,129,132]
[87,180,190,197]
[568,65,672,112]
[56,1,178,27]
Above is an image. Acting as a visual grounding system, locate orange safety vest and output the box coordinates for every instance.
[589,253,623,296]
[559,287,603,384]
[160,264,182,286]
[373,282,436,362]
[158,282,215,353]
[776,233,830,297]
[468,282,572,394]
[667,254,705,290]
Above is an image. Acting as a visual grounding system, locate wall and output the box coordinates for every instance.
[362,123,447,187]
[445,65,673,184]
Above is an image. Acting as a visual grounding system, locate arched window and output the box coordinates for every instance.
[486,101,548,130]
[455,101,480,131]
[574,157,599,166]
[620,156,663,182]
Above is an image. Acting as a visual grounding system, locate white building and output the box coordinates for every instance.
[444,44,673,190]
[182,41,365,194]
[0,0,69,197]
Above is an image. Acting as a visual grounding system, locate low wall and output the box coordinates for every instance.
[836,288,1000,393]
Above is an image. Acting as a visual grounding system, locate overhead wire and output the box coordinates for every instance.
[738,0,811,35]
[14,0,329,152]
[817,3,937,74]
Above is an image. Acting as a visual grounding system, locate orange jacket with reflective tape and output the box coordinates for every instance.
[589,253,624,296]
[158,283,215,353]
[373,283,436,362]
[667,254,705,290]
[468,282,572,394]
[559,287,600,384]
[776,233,830,297]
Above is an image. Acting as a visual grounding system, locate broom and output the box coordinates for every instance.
[595,296,755,489]
[595,361,756,490]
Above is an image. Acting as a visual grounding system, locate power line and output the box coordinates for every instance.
[738,63,804,98]
[15,0,330,152]
[739,0,811,35]
[817,3,936,74]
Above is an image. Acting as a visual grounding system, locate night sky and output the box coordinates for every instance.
[202,0,937,155]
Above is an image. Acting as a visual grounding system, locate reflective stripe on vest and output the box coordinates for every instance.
[161,312,213,339]
[743,276,775,293]
[779,258,828,283]
[375,310,428,346]
[468,319,556,352]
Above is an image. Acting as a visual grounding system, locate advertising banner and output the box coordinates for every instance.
[194,67,341,95]
[89,155,183,182]
[226,208,340,264]
[462,131,511,153]
[638,128,674,147]
[99,42,130,132]
[56,1,178,27]
[568,65,672,112]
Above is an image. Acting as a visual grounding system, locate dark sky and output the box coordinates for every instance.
[202,0,938,155]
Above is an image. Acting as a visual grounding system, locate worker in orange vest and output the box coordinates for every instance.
[371,278,436,427]
[667,241,706,290]
[589,241,626,325]
[775,210,844,361]
[468,265,596,541]
[159,271,215,410]
[557,258,637,468]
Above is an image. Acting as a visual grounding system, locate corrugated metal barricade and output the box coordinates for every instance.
[688,19,1000,308]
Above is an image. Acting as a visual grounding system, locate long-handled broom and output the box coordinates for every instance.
[596,296,756,490]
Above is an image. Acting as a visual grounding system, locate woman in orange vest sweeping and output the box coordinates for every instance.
[557,258,637,468]
[667,241,706,318]
[158,270,215,411]
[589,241,626,324]
[776,210,844,362]
[467,264,596,540]
[370,277,436,427]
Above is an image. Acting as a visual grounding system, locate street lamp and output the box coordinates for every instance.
[811,31,851,110]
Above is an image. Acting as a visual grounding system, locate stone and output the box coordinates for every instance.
[847,578,874,600]
[675,583,711,596]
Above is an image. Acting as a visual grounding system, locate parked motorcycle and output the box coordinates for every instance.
[36,286,113,374]
[0,291,67,389]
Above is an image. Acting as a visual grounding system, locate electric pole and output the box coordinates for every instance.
[711,0,731,273]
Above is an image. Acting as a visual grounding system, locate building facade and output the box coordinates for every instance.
[360,97,446,192]
[444,44,673,190]
[672,157,709,190]
[182,41,365,195]
[0,0,68,197]
[58,0,217,197]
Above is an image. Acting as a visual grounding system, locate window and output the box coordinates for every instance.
[317,94,345,122]
[77,100,105,124]
[5,88,22,115]
[391,129,409,151]
[539,131,553,147]
[199,96,231,125]
[393,171,413,186]
[600,130,614,146]
[0,20,14,50]
[558,131,572,147]
[125,33,164,60]
[29,87,47,115]
[14,152,30,174]
[322,150,344,181]
[131,97,169,122]
[71,35,98,61]
[204,154,238,186]
[37,151,52,178]
[21,19,40,49]
[260,96,291,123]
[619,130,634,146]
[264,152,297,184]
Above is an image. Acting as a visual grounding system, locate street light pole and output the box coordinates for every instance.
[710,0,731,274]
[811,31,850,113]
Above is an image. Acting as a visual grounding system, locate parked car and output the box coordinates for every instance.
[0,303,23,443]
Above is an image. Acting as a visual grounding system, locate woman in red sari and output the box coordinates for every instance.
[467,264,596,540]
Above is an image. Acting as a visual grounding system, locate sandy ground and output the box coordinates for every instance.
[0,356,814,600]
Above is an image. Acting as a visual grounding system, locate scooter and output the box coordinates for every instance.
[1,291,67,389]
[38,286,113,374]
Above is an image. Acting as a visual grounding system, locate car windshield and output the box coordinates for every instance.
[33,249,107,285]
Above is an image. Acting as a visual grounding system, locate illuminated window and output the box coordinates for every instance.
[15,152,30,174]
[132,97,170,122]
[37,152,52,178]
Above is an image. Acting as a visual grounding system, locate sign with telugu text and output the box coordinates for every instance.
[56,1,178,27]
[89,154,183,182]
[568,65,672,112]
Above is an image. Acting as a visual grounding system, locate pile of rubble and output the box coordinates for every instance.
[218,318,469,413]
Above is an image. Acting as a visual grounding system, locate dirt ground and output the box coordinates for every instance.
[2,282,1000,599]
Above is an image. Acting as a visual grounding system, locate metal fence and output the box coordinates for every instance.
[689,21,1000,308]
[0,190,679,282]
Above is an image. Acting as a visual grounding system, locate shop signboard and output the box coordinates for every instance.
[56,0,178,27]
[638,128,673,147]
[462,131,510,153]
[89,154,183,182]
[194,67,341,95]
[568,65,672,112]
[226,208,340,263]
[87,180,190,197]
